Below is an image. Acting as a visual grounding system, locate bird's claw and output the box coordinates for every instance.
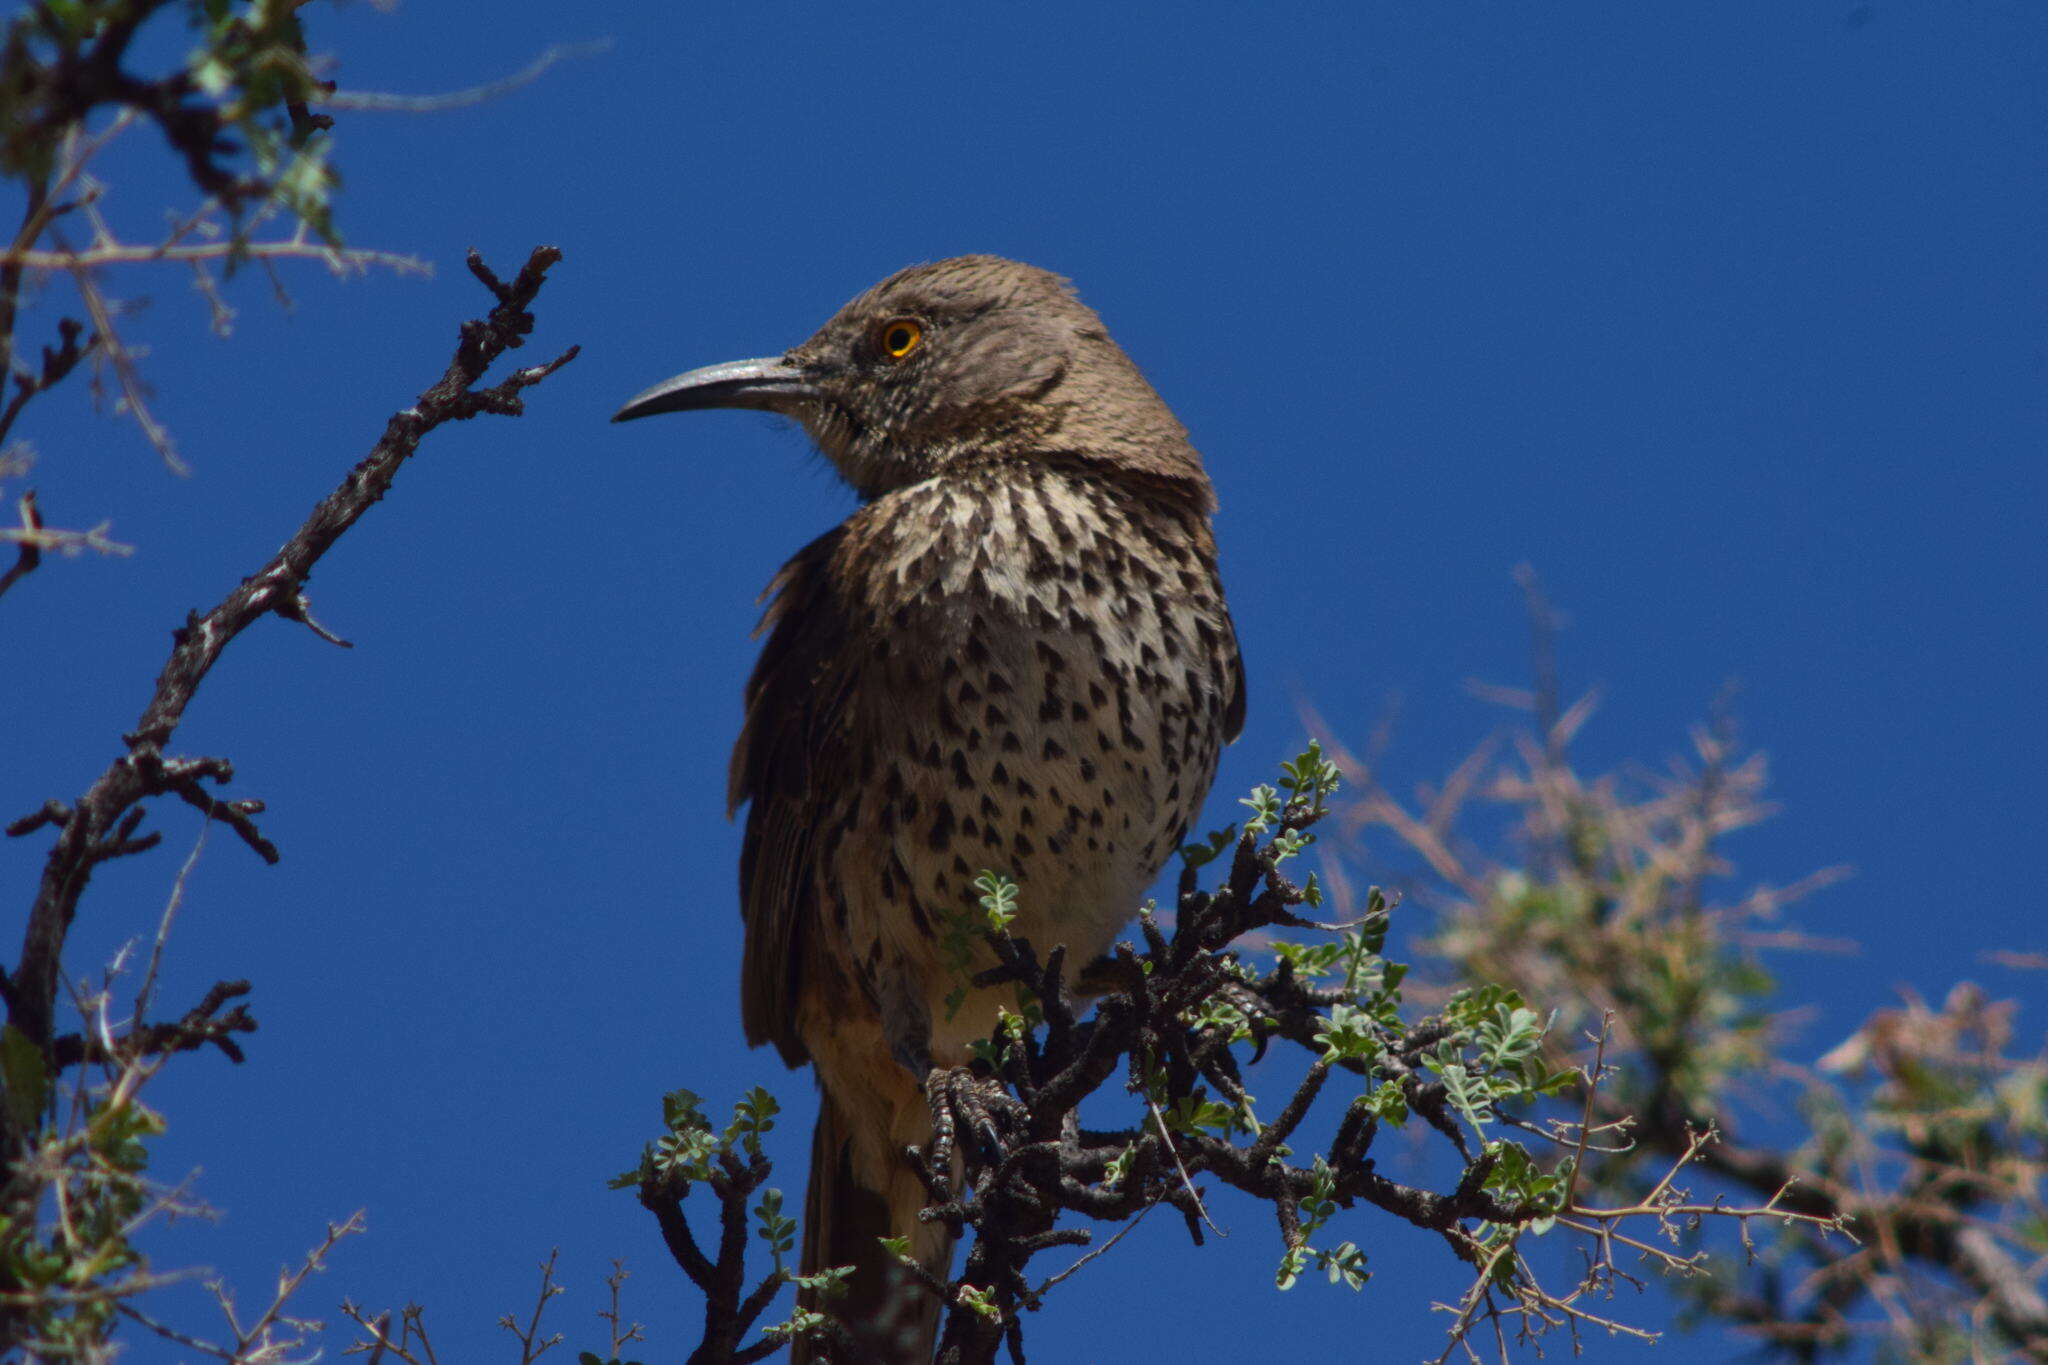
[924,1065,1022,1177]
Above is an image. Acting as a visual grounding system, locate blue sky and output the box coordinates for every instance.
[5,3,2044,1360]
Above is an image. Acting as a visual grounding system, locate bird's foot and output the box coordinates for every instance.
[923,1064,1023,1181]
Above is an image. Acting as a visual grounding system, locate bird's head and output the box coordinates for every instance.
[613,255,1208,503]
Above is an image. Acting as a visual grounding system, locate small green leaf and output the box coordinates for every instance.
[973,870,1020,931]
[1313,1003,1376,1063]
[1240,784,1282,834]
[792,1264,853,1297]
[1179,825,1237,869]
[1320,1241,1369,1290]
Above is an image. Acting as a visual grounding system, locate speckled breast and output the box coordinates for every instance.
[826,460,1237,1045]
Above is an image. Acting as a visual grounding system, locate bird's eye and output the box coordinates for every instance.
[879,318,923,361]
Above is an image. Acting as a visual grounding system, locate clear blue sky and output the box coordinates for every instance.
[6,4,2044,1360]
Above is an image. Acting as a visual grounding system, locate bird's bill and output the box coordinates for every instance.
[610,357,818,422]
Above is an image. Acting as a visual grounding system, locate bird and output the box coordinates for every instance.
[613,256,1244,1362]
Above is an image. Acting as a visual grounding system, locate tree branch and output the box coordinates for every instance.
[4,246,576,1063]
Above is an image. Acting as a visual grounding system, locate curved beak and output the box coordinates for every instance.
[611,357,819,423]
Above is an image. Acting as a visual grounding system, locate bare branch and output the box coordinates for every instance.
[318,39,614,113]
[0,235,431,276]
[496,1250,566,1365]
[5,246,575,1060]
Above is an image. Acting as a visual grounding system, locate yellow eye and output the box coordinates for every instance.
[880,318,923,360]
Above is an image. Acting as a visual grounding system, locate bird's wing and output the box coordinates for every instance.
[1212,626,1245,740]
[728,526,855,1067]
[1222,608,1248,744]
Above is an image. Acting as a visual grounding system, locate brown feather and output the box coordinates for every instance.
[640,257,1246,1362]
[731,528,850,1065]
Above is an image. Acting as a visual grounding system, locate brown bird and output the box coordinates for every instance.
[614,256,1243,1361]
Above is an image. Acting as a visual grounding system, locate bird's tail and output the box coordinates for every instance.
[798,1081,953,1364]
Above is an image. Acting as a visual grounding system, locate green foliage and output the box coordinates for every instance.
[1275,1240,1370,1292]
[1161,1092,1240,1137]
[0,1085,165,1356]
[973,870,1019,932]
[754,1189,797,1268]
[1280,739,1343,806]
[1178,824,1237,871]
[938,869,1023,1020]
[1,0,342,246]
[1276,1156,1371,1292]
[1479,1140,1570,1233]
[618,731,2044,1361]
[189,1,338,233]
[968,1002,1037,1068]
[614,1086,781,1190]
[760,1306,832,1345]
[1424,992,1575,1135]
[1244,740,1341,840]
[1311,1002,1377,1064]
[1272,885,1397,998]
[1238,784,1282,835]
[1447,855,1780,1118]
[1011,749,1607,1325]
[1277,912,1576,1262]
[1353,676,2048,1359]
[1358,1079,1408,1125]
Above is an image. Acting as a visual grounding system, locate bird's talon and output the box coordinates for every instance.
[925,1064,1020,1172]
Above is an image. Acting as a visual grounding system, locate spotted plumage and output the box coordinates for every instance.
[614,256,1243,1363]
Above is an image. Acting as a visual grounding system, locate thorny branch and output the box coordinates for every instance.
[636,1142,799,1365]
[3,245,575,1115]
[1,246,572,1362]
[907,800,1827,1364]
[48,978,256,1071]
[339,1301,440,1365]
[498,1249,566,1365]
[629,753,1838,1365]
[0,308,126,599]
[113,1212,363,1364]
[0,485,132,601]
[0,225,431,274]
[0,8,436,587]
[1335,573,2048,1361]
